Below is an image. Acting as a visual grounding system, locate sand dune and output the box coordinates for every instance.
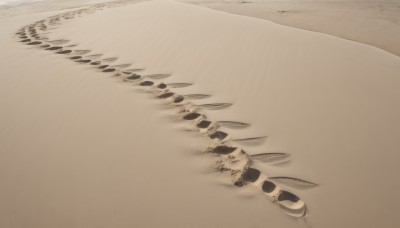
[1,0,400,227]
[181,0,400,57]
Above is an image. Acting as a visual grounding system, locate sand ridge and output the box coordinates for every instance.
[15,0,318,222]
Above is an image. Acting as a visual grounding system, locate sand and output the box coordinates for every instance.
[181,0,400,57]
[1,0,400,227]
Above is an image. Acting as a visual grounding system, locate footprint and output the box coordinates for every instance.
[74,50,91,55]
[277,191,306,218]
[183,112,202,120]
[98,65,109,69]
[210,131,229,141]
[262,180,281,199]
[197,120,212,129]
[102,68,116,72]
[20,39,31,42]
[45,46,63,50]
[158,92,175,99]
[157,83,167,89]
[242,168,261,183]
[76,59,91,63]
[90,61,101,65]
[139,81,154,86]
[56,50,72,54]
[211,146,237,155]
[49,39,69,45]
[127,74,170,82]
[125,74,141,80]
[173,95,184,103]
[27,41,41,45]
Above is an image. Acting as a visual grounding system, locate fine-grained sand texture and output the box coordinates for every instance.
[1,0,400,228]
[181,0,400,57]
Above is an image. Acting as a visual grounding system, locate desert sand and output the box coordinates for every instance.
[1,0,400,228]
[182,0,400,57]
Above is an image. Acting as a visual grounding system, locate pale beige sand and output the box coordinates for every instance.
[0,0,110,18]
[1,0,400,228]
[181,0,400,57]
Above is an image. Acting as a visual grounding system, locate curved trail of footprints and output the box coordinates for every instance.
[16,0,318,221]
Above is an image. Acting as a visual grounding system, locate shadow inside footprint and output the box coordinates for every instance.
[102,68,115,72]
[212,146,237,155]
[183,113,201,120]
[140,81,154,86]
[197,120,212,129]
[99,65,109,69]
[278,190,300,203]
[56,50,72,54]
[242,168,261,183]
[45,46,62,50]
[262,180,277,193]
[210,131,228,140]
[74,50,91,55]
[76,59,91,63]
[27,41,41,45]
[158,92,174,99]
[126,74,141,80]
[157,83,167,89]
[173,95,184,103]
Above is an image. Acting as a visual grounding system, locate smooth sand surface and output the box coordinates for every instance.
[181,0,400,57]
[1,0,400,227]
[0,0,110,18]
